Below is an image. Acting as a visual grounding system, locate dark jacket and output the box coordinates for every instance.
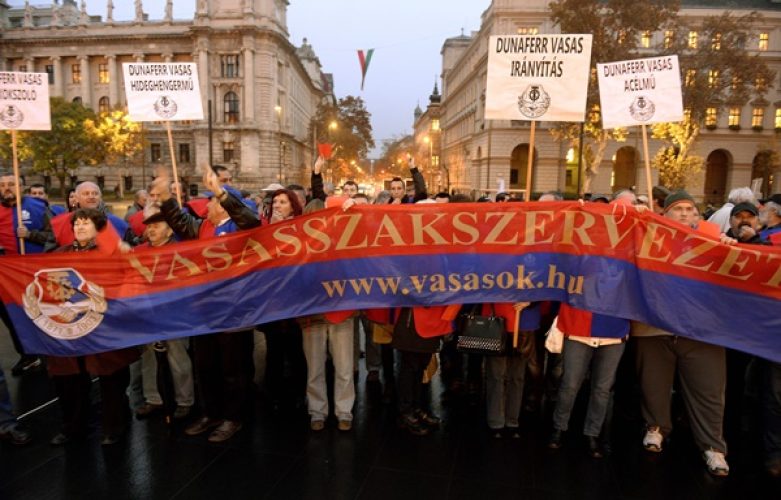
[726,228,770,246]
[160,192,259,241]
[389,167,428,204]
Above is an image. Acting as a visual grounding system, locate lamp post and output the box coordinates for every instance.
[275,104,283,183]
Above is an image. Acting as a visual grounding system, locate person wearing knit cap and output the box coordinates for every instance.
[633,187,731,477]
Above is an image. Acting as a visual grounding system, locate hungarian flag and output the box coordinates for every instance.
[357,49,374,91]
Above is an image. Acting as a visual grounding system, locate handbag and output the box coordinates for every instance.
[544,316,563,354]
[456,304,507,355]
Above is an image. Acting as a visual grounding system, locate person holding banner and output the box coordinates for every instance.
[759,196,781,242]
[47,208,139,446]
[152,167,259,442]
[633,190,731,477]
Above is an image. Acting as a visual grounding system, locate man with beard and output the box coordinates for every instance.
[726,202,767,244]
[759,195,781,243]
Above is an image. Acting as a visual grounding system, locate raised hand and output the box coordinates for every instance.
[313,155,325,175]
[202,164,224,198]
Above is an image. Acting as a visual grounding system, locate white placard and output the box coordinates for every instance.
[0,72,51,131]
[597,55,683,129]
[122,62,204,121]
[485,35,593,122]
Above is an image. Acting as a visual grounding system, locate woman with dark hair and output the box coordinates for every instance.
[260,188,307,411]
[66,188,78,212]
[47,208,139,446]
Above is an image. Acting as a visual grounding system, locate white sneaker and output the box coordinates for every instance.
[643,426,663,452]
[703,449,729,477]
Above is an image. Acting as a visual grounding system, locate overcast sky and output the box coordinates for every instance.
[13,0,489,156]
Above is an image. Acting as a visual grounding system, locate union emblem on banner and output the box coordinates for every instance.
[23,268,107,340]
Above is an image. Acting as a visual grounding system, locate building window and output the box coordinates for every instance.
[151,143,162,162]
[641,31,651,48]
[431,155,439,167]
[732,76,742,90]
[516,27,539,35]
[728,107,741,128]
[96,176,105,191]
[685,69,697,87]
[431,119,440,131]
[708,70,720,88]
[775,108,781,129]
[705,107,718,128]
[98,96,110,114]
[617,30,626,46]
[45,65,54,84]
[98,63,109,84]
[221,55,240,78]
[688,31,698,49]
[223,141,235,162]
[224,92,239,123]
[760,33,769,51]
[72,96,82,105]
[664,30,674,49]
[756,75,767,91]
[711,33,721,51]
[179,143,191,163]
[124,176,133,192]
[71,64,81,84]
[752,107,765,129]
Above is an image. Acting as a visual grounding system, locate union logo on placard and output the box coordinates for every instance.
[518,84,551,119]
[629,95,655,122]
[153,95,178,119]
[23,268,107,340]
[0,104,24,129]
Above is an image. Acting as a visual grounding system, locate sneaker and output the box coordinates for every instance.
[0,422,32,446]
[11,356,42,377]
[643,426,663,453]
[397,413,429,436]
[703,449,729,477]
[207,420,242,443]
[310,420,325,431]
[135,403,163,419]
[548,429,563,450]
[184,417,223,436]
[337,420,352,431]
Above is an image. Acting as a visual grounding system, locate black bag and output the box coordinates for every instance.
[456,305,506,355]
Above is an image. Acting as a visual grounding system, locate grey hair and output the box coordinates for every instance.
[727,187,756,204]
[766,201,781,217]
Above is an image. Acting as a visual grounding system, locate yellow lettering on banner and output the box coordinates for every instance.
[237,238,273,266]
[670,235,718,272]
[463,273,480,291]
[334,213,368,250]
[203,244,233,272]
[273,226,302,257]
[410,213,448,245]
[714,246,758,281]
[602,214,640,249]
[522,211,555,245]
[370,215,406,247]
[560,210,596,246]
[452,212,479,245]
[303,217,331,253]
[128,255,161,284]
[484,212,519,245]
[637,223,675,262]
[166,253,203,280]
[761,256,781,288]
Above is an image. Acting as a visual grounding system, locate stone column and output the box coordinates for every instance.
[107,55,118,107]
[24,57,34,72]
[78,55,91,108]
[51,56,64,97]
[242,47,255,124]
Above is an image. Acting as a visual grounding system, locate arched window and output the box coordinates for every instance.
[72,96,82,105]
[224,92,239,123]
[98,96,110,114]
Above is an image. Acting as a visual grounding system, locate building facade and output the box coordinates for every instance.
[0,0,332,194]
[417,0,781,202]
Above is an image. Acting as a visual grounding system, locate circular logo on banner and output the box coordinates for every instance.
[0,105,25,129]
[629,95,655,122]
[518,84,551,119]
[153,95,178,119]
[23,268,107,340]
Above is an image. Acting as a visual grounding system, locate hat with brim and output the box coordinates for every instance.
[730,202,759,217]
[759,193,781,205]
[142,211,167,225]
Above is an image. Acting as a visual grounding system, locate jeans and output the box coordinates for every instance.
[141,339,194,407]
[553,339,625,437]
[302,320,355,422]
[486,353,527,429]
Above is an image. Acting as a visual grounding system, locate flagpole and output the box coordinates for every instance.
[165,121,183,206]
[525,121,536,201]
[10,130,25,255]
[641,124,654,212]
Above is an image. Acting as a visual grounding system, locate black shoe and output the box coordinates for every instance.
[11,356,43,377]
[586,436,604,459]
[397,413,430,436]
[414,410,441,429]
[0,422,32,445]
[548,429,563,449]
[49,433,71,446]
[101,433,124,446]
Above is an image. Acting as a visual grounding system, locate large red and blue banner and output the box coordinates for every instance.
[0,202,779,361]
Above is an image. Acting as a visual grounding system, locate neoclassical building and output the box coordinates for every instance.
[0,0,332,193]
[416,0,781,202]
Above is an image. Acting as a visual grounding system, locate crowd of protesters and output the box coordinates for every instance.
[0,158,780,481]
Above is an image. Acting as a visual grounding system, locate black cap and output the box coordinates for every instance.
[760,194,781,205]
[730,202,759,217]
